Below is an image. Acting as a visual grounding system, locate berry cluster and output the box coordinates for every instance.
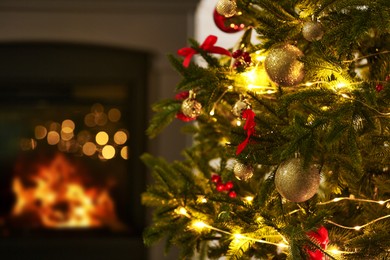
[232,49,252,71]
[211,174,237,198]
[375,74,390,93]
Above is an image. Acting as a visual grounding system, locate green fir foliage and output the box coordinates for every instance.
[142,0,390,259]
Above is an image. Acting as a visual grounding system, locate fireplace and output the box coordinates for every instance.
[0,43,149,259]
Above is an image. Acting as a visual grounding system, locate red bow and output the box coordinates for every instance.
[306,226,329,260]
[236,109,256,155]
[177,35,231,67]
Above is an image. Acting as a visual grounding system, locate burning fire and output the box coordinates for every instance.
[12,153,121,229]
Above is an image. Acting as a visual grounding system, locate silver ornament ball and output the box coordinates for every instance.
[302,21,324,42]
[181,98,202,118]
[275,158,320,202]
[233,163,254,181]
[216,0,237,18]
[232,99,250,117]
[265,44,305,86]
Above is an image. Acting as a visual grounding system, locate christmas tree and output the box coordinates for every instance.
[142,0,390,259]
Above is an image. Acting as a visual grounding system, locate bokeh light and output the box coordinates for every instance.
[77,130,92,144]
[108,108,121,122]
[120,146,128,160]
[95,112,108,126]
[84,113,96,127]
[47,131,60,145]
[61,119,75,132]
[91,103,104,113]
[82,142,97,156]
[61,130,74,141]
[35,125,47,140]
[114,130,127,145]
[102,145,115,159]
[96,131,109,145]
[20,138,37,151]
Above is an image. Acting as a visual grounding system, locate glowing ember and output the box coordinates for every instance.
[12,153,121,229]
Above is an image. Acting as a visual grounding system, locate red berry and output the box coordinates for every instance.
[234,61,242,67]
[376,84,384,92]
[243,56,252,63]
[242,52,251,63]
[225,181,234,190]
[228,191,237,198]
[232,49,243,58]
[216,183,225,192]
[211,174,221,183]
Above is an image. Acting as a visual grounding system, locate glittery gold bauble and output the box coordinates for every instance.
[302,21,324,42]
[216,0,237,18]
[181,95,202,119]
[264,44,305,86]
[275,158,320,202]
[232,99,250,117]
[233,163,254,181]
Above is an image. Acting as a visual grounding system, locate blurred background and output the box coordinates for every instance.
[0,0,246,259]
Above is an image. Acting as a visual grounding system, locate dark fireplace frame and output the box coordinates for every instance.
[0,42,150,259]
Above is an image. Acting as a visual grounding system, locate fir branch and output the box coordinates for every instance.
[251,0,296,22]
[227,237,255,260]
[146,99,181,138]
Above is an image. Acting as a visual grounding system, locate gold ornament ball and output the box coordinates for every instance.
[216,0,237,18]
[302,21,324,42]
[232,99,250,117]
[181,98,202,118]
[265,44,305,86]
[233,162,254,181]
[274,158,320,202]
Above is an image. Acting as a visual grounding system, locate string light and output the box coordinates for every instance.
[178,206,288,249]
[209,87,232,116]
[339,94,390,116]
[180,195,390,256]
[318,197,390,205]
[318,197,390,230]
[191,220,208,231]
[196,196,208,204]
[342,50,390,63]
[326,214,390,230]
[244,196,254,203]
[175,207,190,217]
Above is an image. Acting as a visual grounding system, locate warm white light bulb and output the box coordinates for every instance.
[234,233,244,239]
[192,221,207,230]
[354,226,362,230]
[244,196,254,203]
[177,207,188,216]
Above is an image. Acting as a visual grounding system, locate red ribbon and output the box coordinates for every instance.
[306,226,329,260]
[177,35,231,67]
[236,109,256,155]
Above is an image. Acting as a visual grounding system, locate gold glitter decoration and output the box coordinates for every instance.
[265,44,305,86]
[302,21,324,42]
[233,162,254,181]
[275,158,320,202]
[181,90,202,118]
[216,0,237,18]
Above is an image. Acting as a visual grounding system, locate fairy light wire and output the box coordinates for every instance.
[326,215,390,230]
[318,197,390,206]
[178,205,289,249]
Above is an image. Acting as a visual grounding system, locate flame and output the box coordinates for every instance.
[12,153,120,229]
